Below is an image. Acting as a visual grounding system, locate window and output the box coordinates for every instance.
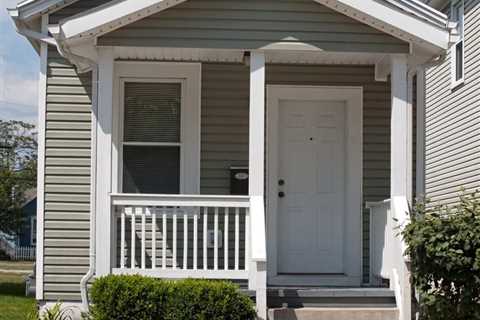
[115,62,201,195]
[30,217,36,246]
[122,81,182,194]
[451,0,464,88]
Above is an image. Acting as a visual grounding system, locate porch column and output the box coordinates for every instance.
[95,47,114,275]
[390,55,410,198]
[248,51,267,320]
[249,51,266,197]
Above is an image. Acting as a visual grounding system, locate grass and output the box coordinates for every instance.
[0,260,34,271]
[0,261,36,320]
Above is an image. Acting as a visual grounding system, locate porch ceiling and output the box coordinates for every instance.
[113,47,386,66]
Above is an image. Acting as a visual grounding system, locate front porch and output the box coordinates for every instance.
[92,49,418,319]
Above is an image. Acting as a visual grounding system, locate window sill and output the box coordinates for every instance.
[451,78,464,90]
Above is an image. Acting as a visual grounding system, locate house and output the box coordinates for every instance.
[0,191,36,261]
[17,190,37,248]
[419,0,480,206]
[8,0,456,319]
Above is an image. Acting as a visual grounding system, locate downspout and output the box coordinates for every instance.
[408,54,446,201]
[79,61,99,312]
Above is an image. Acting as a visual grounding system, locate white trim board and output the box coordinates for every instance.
[54,0,450,52]
[35,14,48,300]
[112,61,202,195]
[266,85,363,287]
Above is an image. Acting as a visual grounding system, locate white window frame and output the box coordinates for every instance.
[450,0,465,89]
[30,216,37,246]
[112,62,201,195]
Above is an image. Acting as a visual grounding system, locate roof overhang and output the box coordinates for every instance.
[11,0,457,72]
[14,0,80,21]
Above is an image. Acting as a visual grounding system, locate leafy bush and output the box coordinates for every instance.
[403,192,480,320]
[27,302,76,320]
[89,275,256,320]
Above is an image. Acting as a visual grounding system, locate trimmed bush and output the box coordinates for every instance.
[89,275,256,320]
[403,192,480,320]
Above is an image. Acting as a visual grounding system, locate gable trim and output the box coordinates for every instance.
[54,0,452,52]
[59,0,188,41]
[314,0,450,50]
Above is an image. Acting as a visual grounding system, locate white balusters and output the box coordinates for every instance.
[113,195,252,280]
[235,208,240,271]
[120,207,126,269]
[141,208,146,269]
[224,208,229,270]
[162,210,167,270]
[203,207,208,270]
[245,207,250,271]
[193,211,198,270]
[173,210,177,269]
[131,209,136,269]
[152,210,156,269]
[183,213,188,270]
[214,207,219,270]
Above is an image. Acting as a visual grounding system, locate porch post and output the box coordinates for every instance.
[249,51,266,197]
[95,47,114,276]
[248,51,267,320]
[390,55,409,198]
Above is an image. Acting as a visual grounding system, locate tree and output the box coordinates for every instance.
[0,120,37,235]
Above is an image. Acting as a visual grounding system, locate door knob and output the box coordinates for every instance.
[278,191,285,198]
[279,179,285,186]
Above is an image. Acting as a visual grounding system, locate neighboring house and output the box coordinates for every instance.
[419,0,480,206]
[8,1,456,319]
[17,196,37,248]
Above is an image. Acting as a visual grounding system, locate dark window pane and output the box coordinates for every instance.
[123,146,180,194]
[456,41,463,81]
[124,82,181,143]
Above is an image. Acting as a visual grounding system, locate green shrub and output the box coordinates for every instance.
[403,192,480,320]
[89,275,256,320]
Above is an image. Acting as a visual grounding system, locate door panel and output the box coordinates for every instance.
[278,100,346,274]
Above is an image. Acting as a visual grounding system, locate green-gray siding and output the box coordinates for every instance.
[98,0,409,53]
[425,0,480,205]
[44,49,92,301]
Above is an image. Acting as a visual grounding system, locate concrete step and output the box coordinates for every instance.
[267,287,396,309]
[268,307,399,320]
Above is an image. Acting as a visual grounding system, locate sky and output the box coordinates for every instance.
[0,0,39,125]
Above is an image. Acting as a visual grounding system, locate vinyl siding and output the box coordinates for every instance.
[98,0,409,54]
[43,49,92,301]
[425,0,480,206]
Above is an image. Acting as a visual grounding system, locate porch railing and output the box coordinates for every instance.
[110,193,267,317]
[367,196,412,320]
[111,193,254,280]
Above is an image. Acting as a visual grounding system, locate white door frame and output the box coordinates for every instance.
[266,85,363,286]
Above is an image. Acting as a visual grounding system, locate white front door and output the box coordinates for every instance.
[278,100,346,274]
[267,86,363,286]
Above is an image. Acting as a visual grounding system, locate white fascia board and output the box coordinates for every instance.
[60,0,188,40]
[16,0,79,21]
[315,0,450,50]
